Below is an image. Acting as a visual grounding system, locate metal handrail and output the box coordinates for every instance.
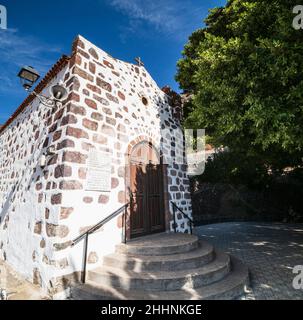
[71,203,129,283]
[171,201,194,235]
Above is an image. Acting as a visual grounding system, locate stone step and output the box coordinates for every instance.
[71,256,248,300]
[88,251,230,291]
[103,241,214,272]
[115,233,199,256]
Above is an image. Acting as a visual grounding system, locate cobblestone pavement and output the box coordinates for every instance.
[195,222,303,300]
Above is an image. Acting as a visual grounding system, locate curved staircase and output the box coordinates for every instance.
[71,233,249,300]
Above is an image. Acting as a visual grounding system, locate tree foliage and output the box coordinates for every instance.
[177,0,303,171]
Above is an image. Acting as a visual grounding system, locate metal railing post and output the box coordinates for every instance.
[171,201,193,235]
[123,205,127,244]
[71,203,130,285]
[173,203,177,233]
[82,233,89,284]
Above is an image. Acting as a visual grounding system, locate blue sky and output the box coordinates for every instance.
[0,0,226,124]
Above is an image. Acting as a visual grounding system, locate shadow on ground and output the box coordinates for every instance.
[195,222,303,300]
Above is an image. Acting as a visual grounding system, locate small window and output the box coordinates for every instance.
[142,96,148,106]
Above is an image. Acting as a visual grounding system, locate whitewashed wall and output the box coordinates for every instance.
[0,66,70,291]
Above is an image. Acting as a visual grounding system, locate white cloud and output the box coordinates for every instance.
[106,0,206,41]
[0,29,60,67]
[0,29,62,123]
[0,29,61,93]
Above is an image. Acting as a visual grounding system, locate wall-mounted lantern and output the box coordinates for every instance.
[17,66,67,109]
[17,66,40,91]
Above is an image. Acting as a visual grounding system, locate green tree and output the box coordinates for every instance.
[177,0,303,172]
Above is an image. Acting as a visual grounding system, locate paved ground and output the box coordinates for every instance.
[0,260,48,300]
[2,223,303,300]
[195,222,303,300]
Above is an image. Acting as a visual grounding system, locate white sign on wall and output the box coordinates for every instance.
[86,150,112,192]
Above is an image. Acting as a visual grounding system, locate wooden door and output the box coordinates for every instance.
[129,142,165,238]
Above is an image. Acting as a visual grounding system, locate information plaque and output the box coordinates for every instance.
[86,150,112,192]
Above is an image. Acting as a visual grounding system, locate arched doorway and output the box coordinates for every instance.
[129,141,166,238]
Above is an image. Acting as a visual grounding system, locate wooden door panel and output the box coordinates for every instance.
[130,164,146,236]
[129,145,165,238]
[146,164,164,232]
[149,196,164,231]
[130,194,145,236]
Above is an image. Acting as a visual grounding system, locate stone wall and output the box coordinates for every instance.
[191,183,291,225]
[0,35,192,298]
